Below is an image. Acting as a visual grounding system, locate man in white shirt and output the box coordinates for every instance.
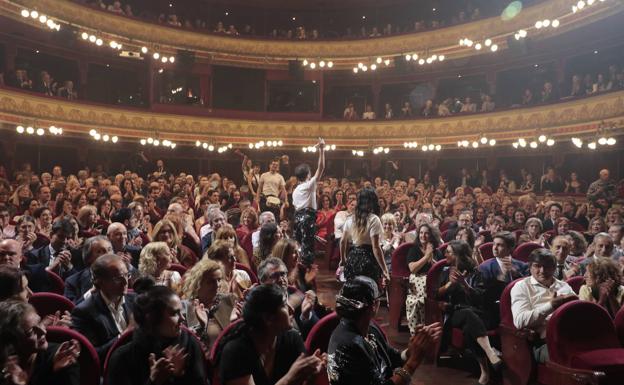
[292,138,325,266]
[256,158,287,218]
[252,211,276,248]
[511,248,577,363]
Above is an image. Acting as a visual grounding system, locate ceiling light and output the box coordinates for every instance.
[491,44,498,52]
[412,54,419,60]
[519,30,527,38]
[102,134,110,142]
[208,145,214,151]
[95,38,103,46]
[81,32,88,40]
[475,43,482,50]
[472,141,479,148]
[89,35,96,42]
[607,138,616,145]
[426,58,433,64]
[422,145,428,151]
[361,66,367,72]
[512,142,519,149]
[153,140,160,146]
[535,21,543,29]
[140,139,146,145]
[303,59,308,66]
[418,59,425,65]
[309,62,316,69]
[169,56,175,63]
[588,141,597,150]
[141,46,148,53]
[370,64,377,70]
[552,19,560,28]
[489,139,496,146]
[319,61,326,68]
[405,54,411,61]
[518,138,527,147]
[26,126,34,134]
[353,68,358,73]
[578,1,586,10]
[327,61,333,68]
[438,55,445,61]
[598,137,607,145]
[376,57,382,64]
[16,125,25,133]
[428,144,434,151]
[30,10,38,19]
[465,39,473,47]
[358,63,363,68]
[153,52,160,59]
[538,134,547,142]
[110,41,118,49]
[384,59,391,65]
[21,9,29,17]
[529,141,538,148]
[161,56,168,63]
[546,139,555,146]
[111,136,118,143]
[39,15,47,23]
[480,137,488,144]
[542,19,551,27]
[484,39,492,47]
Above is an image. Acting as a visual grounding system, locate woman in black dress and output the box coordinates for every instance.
[327,276,442,385]
[215,284,325,385]
[437,240,502,385]
[340,187,388,285]
[106,285,207,385]
[405,223,443,334]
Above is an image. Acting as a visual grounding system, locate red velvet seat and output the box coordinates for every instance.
[388,242,412,331]
[565,276,584,294]
[169,263,188,276]
[29,292,74,317]
[511,242,542,263]
[240,233,255,272]
[436,242,449,253]
[46,326,101,385]
[45,269,65,295]
[440,229,449,240]
[209,319,243,385]
[569,222,585,232]
[235,262,258,284]
[547,300,624,384]
[103,328,134,383]
[478,242,494,260]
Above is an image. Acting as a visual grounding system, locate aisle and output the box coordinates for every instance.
[314,263,479,385]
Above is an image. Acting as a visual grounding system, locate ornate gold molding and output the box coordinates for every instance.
[4,0,623,66]
[1,88,623,147]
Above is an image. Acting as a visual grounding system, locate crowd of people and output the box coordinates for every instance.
[81,0,513,41]
[0,138,623,384]
[0,68,77,100]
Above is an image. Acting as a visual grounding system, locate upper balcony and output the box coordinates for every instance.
[3,0,623,68]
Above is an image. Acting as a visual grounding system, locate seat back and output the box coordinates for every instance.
[46,326,101,385]
[569,222,585,232]
[440,230,449,241]
[499,278,525,328]
[29,292,75,317]
[103,328,134,384]
[479,242,494,260]
[304,312,340,353]
[240,233,255,272]
[235,262,258,284]
[546,300,619,367]
[45,270,65,294]
[511,242,542,263]
[390,243,412,278]
[565,276,585,294]
[209,319,243,363]
[437,242,449,254]
[615,307,624,347]
[425,259,448,299]
[169,263,188,276]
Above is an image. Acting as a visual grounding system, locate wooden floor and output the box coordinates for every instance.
[315,263,480,385]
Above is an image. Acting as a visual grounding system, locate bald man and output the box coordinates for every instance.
[107,222,141,267]
[587,169,617,204]
[0,239,50,292]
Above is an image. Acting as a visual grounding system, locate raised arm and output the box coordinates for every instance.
[313,138,326,181]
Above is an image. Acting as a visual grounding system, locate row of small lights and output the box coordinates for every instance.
[405,52,446,64]
[571,136,616,149]
[403,142,443,152]
[513,29,529,41]
[141,46,176,64]
[88,129,118,143]
[20,9,61,31]
[80,31,121,50]
[302,144,337,152]
[534,19,561,29]
[16,125,63,136]
[572,0,606,13]
[512,135,556,149]
[351,150,365,156]
[457,137,497,148]
[249,140,284,149]
[139,137,176,148]
[459,38,499,52]
[372,146,390,154]
[353,57,392,73]
[302,59,334,70]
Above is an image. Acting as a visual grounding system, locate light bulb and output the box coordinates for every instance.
[529,141,538,148]
[438,55,445,61]
[489,139,496,146]
[411,54,418,60]
[89,35,96,42]
[195,140,201,147]
[353,68,358,73]
[472,141,479,148]
[538,135,547,142]
[95,38,103,46]
[480,137,488,144]
[89,129,97,136]
[153,140,160,146]
[153,52,160,59]
[418,59,425,65]
[484,39,492,47]
[169,56,175,63]
[103,134,109,142]
[435,145,441,151]
[607,138,616,145]
[552,19,560,28]
[422,145,428,152]
[475,43,482,50]
[303,147,308,152]
[512,142,519,149]
[405,54,411,61]
[147,137,153,143]
[39,15,47,23]
[361,66,367,72]
[546,139,555,146]
[376,57,382,64]
[598,137,607,145]
[111,136,118,143]
[16,126,25,133]
[30,10,38,19]
[140,139,147,145]
[588,142,596,150]
[535,21,543,29]
[491,44,498,52]
[202,143,208,149]
[371,64,377,70]
[327,61,333,68]
[141,46,148,53]
[21,9,29,17]
[428,144,434,150]
[542,19,551,27]
[208,145,214,151]
[309,62,316,69]
[302,59,308,66]
[519,30,527,38]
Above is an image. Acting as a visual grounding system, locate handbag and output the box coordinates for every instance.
[266,196,281,208]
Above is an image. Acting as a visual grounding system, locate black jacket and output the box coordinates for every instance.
[327,318,403,385]
[22,263,51,293]
[64,269,93,304]
[26,245,83,279]
[71,291,136,363]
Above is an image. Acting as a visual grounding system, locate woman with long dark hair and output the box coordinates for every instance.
[339,187,388,284]
[405,223,443,334]
[215,284,325,385]
[437,240,502,385]
[106,285,206,385]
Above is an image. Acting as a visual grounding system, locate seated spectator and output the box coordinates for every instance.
[215,284,324,385]
[64,236,112,304]
[106,285,206,385]
[107,222,141,267]
[460,97,477,113]
[252,211,276,248]
[206,240,251,298]
[480,94,495,112]
[271,238,317,292]
[480,232,528,282]
[384,102,394,119]
[167,14,182,27]
[34,71,56,97]
[138,241,182,290]
[216,224,252,268]
[236,207,258,242]
[199,208,226,255]
[550,235,580,280]
[0,206,15,239]
[253,222,282,269]
[579,258,624,317]
[380,213,401,273]
[401,101,413,117]
[328,276,442,385]
[0,301,81,385]
[107,1,124,14]
[519,217,543,244]
[540,82,555,103]
[570,74,584,97]
[26,219,80,279]
[521,88,534,105]
[343,103,358,120]
[181,258,239,350]
[510,249,577,363]
[438,99,451,116]
[33,206,53,238]
[406,223,443,334]
[421,99,435,117]
[0,265,32,302]
[362,104,376,120]
[437,240,501,384]
[152,219,196,267]
[71,253,136,362]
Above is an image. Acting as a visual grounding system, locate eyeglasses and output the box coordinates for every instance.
[109,272,132,283]
[269,271,288,280]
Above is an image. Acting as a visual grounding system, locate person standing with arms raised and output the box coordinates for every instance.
[292,138,325,266]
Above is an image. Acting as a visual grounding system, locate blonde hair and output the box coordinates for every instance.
[380,213,397,228]
[138,241,170,277]
[181,258,223,299]
[204,239,232,262]
[151,219,180,247]
[76,205,97,228]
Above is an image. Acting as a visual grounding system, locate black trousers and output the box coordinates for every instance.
[294,208,317,266]
[449,308,488,358]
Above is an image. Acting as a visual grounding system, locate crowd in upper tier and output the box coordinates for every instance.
[0,150,623,384]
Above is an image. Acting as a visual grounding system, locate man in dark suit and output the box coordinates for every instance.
[65,235,113,304]
[542,202,562,232]
[444,210,480,242]
[0,238,50,293]
[107,222,141,267]
[478,231,529,329]
[26,219,83,279]
[71,253,135,363]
